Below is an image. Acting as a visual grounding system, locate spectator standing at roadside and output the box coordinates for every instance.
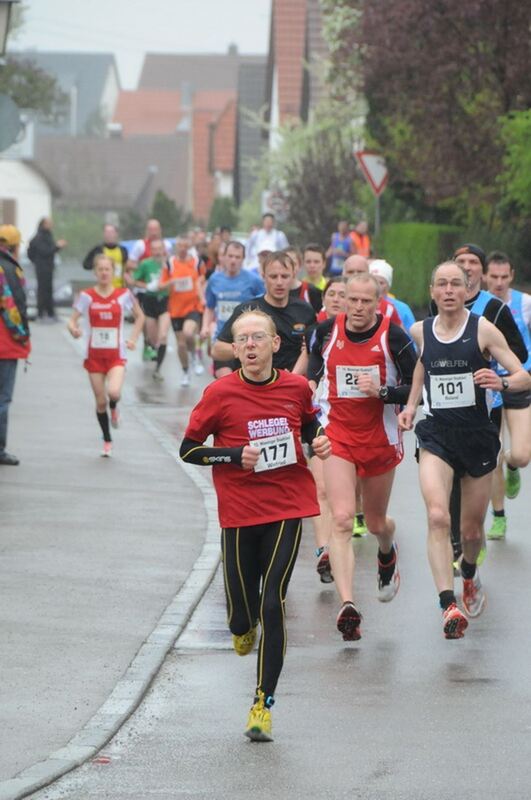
[27,217,66,323]
[0,225,31,466]
[326,221,354,276]
[350,220,371,258]
[83,224,128,288]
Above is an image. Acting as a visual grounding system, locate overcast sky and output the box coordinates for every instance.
[10,0,271,88]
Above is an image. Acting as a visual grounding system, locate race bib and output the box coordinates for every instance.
[173,276,193,292]
[217,300,239,322]
[336,365,380,398]
[250,431,297,472]
[91,327,118,349]
[430,372,475,409]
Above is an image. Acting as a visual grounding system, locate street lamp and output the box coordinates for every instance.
[0,0,20,58]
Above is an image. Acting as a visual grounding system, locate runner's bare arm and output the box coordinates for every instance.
[67,309,82,338]
[475,317,531,392]
[211,339,235,361]
[398,359,425,431]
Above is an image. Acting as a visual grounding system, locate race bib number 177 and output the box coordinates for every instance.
[250,432,297,472]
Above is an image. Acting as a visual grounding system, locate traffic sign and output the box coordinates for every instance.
[354,150,388,197]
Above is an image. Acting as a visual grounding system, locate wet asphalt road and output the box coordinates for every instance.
[28,374,531,800]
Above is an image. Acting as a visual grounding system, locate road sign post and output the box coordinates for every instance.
[353,150,388,236]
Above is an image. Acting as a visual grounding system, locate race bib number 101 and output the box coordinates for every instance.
[250,432,297,472]
[336,365,380,398]
[430,372,475,409]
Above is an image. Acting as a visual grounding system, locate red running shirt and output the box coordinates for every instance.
[74,287,134,360]
[318,313,402,449]
[184,370,320,527]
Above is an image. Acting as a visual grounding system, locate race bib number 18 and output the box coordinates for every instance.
[91,327,118,349]
[250,432,297,472]
[430,372,475,409]
[336,365,380,398]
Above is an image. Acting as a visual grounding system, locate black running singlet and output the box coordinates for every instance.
[421,312,491,426]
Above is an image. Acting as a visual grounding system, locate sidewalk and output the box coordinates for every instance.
[0,318,215,793]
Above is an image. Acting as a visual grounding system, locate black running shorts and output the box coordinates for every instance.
[502,387,531,410]
[415,418,501,478]
[140,294,168,319]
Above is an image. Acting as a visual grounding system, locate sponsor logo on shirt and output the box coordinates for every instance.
[336,339,345,350]
[248,417,290,439]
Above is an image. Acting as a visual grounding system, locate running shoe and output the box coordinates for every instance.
[336,601,362,641]
[193,359,205,376]
[462,573,486,618]
[181,371,190,387]
[316,548,334,583]
[152,370,164,382]
[245,691,273,742]
[233,624,258,657]
[377,543,400,603]
[110,407,120,429]
[487,515,507,540]
[352,513,368,538]
[505,467,521,499]
[101,441,112,458]
[477,545,487,566]
[442,603,468,639]
[142,345,157,361]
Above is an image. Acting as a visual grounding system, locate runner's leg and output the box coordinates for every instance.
[418,450,454,594]
[324,454,357,603]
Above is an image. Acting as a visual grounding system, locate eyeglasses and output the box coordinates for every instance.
[233,332,273,344]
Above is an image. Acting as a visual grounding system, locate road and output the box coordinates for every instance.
[2,314,531,800]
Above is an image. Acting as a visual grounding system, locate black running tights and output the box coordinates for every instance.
[221,519,302,699]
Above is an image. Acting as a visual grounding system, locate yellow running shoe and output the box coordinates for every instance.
[352,513,368,538]
[245,691,273,742]
[233,624,258,656]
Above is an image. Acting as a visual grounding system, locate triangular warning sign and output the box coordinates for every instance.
[354,151,388,197]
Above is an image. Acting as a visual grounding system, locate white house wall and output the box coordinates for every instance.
[0,161,52,248]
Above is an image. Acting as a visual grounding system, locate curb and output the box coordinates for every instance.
[0,376,219,800]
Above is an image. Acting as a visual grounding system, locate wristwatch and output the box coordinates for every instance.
[378,386,389,400]
[501,377,509,391]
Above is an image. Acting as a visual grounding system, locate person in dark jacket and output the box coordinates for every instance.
[0,225,31,465]
[27,217,66,322]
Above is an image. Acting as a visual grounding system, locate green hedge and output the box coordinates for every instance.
[374,223,461,309]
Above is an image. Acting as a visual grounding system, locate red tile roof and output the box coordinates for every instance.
[113,90,183,136]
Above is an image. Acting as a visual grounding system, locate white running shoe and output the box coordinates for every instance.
[181,371,190,387]
[101,441,112,458]
[462,572,486,618]
[193,360,205,375]
[377,542,400,602]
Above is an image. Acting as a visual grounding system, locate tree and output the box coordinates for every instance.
[320,1,531,224]
[0,57,67,123]
[499,110,531,217]
[150,190,193,236]
[208,196,238,232]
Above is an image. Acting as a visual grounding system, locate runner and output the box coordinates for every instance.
[483,251,531,540]
[288,247,323,314]
[201,241,264,378]
[369,259,416,333]
[439,244,527,567]
[180,309,331,741]
[67,254,144,456]
[398,261,530,639]
[159,237,204,387]
[309,273,416,640]
[132,238,171,381]
[303,243,327,292]
[212,251,316,374]
[307,277,347,583]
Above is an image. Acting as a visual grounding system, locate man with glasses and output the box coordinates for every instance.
[180,309,330,742]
